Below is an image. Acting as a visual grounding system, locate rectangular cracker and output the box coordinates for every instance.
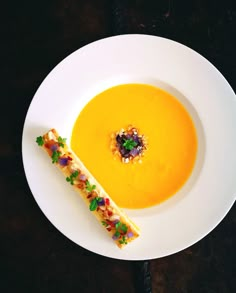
[37,129,140,248]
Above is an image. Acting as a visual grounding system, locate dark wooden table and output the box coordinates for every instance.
[1,1,236,292]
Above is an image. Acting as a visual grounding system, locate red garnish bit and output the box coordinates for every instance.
[105,198,110,205]
[77,182,85,189]
[107,227,112,232]
[67,156,73,161]
[108,210,113,216]
[109,221,115,227]
[87,194,92,199]
[44,139,57,149]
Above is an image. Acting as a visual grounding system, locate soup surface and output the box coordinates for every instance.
[71,84,197,209]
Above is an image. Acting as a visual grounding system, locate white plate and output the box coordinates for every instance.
[22,35,236,260]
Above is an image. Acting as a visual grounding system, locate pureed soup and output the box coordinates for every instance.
[71,84,197,209]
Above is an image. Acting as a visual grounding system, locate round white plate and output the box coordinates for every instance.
[22,35,236,260]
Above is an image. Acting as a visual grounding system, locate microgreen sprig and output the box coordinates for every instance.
[115,222,121,230]
[66,170,79,185]
[119,236,128,245]
[89,197,103,211]
[58,136,67,148]
[90,198,97,211]
[36,136,44,146]
[114,231,120,238]
[101,220,108,227]
[52,150,61,163]
[115,221,128,234]
[86,180,96,192]
[123,138,137,151]
[120,223,128,233]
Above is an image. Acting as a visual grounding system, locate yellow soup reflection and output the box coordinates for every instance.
[71,84,197,209]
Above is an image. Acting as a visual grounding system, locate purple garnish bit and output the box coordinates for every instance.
[79,174,87,181]
[120,148,128,156]
[59,157,68,166]
[130,148,139,157]
[50,144,58,151]
[112,233,120,240]
[116,135,122,144]
[113,219,120,225]
[133,135,140,143]
[114,127,146,161]
[97,198,105,206]
[127,231,134,238]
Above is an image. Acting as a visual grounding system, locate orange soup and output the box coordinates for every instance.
[71,84,197,209]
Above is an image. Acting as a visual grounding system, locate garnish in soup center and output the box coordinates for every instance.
[111,125,147,163]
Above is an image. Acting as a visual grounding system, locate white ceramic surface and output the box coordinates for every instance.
[22,35,236,260]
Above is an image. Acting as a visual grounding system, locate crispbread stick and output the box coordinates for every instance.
[36,129,140,248]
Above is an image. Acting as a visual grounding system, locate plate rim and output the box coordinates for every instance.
[22,34,236,260]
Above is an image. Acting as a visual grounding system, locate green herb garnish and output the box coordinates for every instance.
[89,197,103,211]
[120,223,128,233]
[66,170,79,185]
[114,231,120,238]
[102,221,108,227]
[115,221,128,234]
[86,180,96,192]
[58,136,67,148]
[36,136,44,146]
[119,236,128,245]
[115,221,121,230]
[89,198,98,211]
[52,151,61,163]
[123,138,138,151]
